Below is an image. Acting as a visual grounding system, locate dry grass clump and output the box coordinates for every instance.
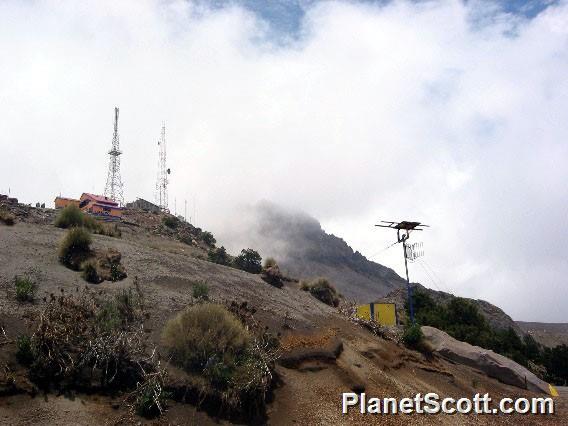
[0,208,15,226]
[301,277,340,307]
[26,288,145,388]
[17,282,166,418]
[263,257,277,269]
[54,204,121,237]
[162,303,278,417]
[58,227,92,270]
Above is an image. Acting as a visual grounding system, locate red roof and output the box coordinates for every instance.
[80,193,119,206]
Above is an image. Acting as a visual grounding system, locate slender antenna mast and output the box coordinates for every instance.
[104,107,124,205]
[155,122,170,211]
[375,220,429,324]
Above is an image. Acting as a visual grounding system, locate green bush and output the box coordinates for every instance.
[0,208,15,226]
[81,259,102,284]
[162,215,179,229]
[14,275,37,302]
[208,246,231,266]
[16,335,35,366]
[304,278,340,307]
[201,231,216,246]
[58,227,92,269]
[402,323,424,349]
[233,248,262,274]
[192,281,209,300]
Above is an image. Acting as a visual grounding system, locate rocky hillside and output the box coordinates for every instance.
[1,202,566,425]
[231,202,407,302]
[517,322,568,348]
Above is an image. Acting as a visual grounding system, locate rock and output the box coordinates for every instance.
[421,326,553,394]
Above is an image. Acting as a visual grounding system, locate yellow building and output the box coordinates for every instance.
[356,303,397,326]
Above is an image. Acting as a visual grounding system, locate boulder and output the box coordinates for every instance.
[421,326,552,394]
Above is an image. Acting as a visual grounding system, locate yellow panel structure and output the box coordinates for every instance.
[355,303,397,326]
[356,304,371,321]
[375,303,397,326]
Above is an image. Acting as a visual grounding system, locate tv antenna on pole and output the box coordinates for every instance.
[375,220,428,324]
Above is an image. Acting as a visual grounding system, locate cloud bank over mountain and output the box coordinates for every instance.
[0,0,566,321]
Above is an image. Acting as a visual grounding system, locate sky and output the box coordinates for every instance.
[0,0,566,322]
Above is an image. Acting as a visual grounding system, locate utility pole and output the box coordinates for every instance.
[375,220,428,324]
[104,107,124,205]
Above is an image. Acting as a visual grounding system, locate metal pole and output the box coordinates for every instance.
[402,235,414,324]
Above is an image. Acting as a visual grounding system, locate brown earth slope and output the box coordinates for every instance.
[0,207,565,425]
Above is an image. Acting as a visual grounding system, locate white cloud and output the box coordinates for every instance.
[0,0,566,321]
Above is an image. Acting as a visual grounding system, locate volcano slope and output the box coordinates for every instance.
[0,207,565,425]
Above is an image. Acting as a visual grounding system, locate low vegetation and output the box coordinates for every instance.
[263,257,277,269]
[54,204,121,237]
[0,208,15,225]
[301,278,340,307]
[260,257,284,288]
[409,289,568,385]
[14,275,37,302]
[58,227,92,269]
[201,231,216,246]
[233,248,262,274]
[162,215,179,229]
[162,303,278,418]
[208,246,231,266]
[15,282,164,416]
[402,323,425,350]
[192,281,209,300]
[81,259,103,283]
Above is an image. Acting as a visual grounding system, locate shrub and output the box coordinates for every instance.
[208,246,230,266]
[58,227,92,269]
[133,369,169,418]
[304,278,340,307]
[54,204,84,228]
[28,287,148,389]
[233,249,262,274]
[162,303,278,418]
[192,281,209,300]
[162,304,249,373]
[54,204,120,237]
[16,335,35,366]
[14,275,37,302]
[201,231,216,246]
[81,259,103,284]
[402,323,424,349]
[0,208,15,226]
[162,215,179,229]
[263,257,277,269]
[300,280,310,291]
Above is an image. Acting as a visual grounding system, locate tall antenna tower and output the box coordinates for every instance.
[104,107,124,205]
[155,122,170,211]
